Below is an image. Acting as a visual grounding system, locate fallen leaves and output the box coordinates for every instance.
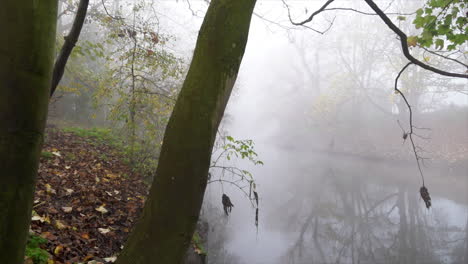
[98,228,111,234]
[31,128,149,263]
[62,207,73,213]
[95,205,108,214]
[54,220,68,230]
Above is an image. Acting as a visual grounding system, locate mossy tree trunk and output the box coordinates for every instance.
[0,1,58,263]
[116,0,256,263]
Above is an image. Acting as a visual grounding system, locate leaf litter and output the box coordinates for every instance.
[31,128,149,264]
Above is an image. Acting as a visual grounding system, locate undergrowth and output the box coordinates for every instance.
[25,234,50,264]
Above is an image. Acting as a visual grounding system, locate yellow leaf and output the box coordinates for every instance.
[407,36,418,47]
[45,184,56,195]
[55,220,67,230]
[54,245,63,256]
[43,215,51,224]
[106,173,118,179]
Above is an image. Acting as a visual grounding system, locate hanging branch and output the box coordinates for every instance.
[394,62,432,208]
[50,0,90,97]
[393,63,424,183]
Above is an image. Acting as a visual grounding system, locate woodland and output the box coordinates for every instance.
[0,0,467,264]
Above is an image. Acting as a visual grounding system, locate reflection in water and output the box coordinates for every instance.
[214,155,468,264]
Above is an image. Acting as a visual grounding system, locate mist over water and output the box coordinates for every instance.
[197,1,468,263]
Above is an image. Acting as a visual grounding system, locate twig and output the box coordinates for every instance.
[281,0,336,34]
[394,62,425,186]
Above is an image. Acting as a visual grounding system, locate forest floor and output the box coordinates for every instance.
[29,128,148,264]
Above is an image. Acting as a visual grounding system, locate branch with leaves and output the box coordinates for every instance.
[363,0,467,79]
[208,135,262,226]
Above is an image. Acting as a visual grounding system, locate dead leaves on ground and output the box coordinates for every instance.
[31,129,148,264]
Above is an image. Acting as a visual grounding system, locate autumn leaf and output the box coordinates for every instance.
[407,36,418,47]
[41,232,58,241]
[65,188,74,195]
[54,245,64,256]
[62,207,73,213]
[104,256,117,263]
[98,227,111,234]
[150,32,159,44]
[55,220,67,230]
[95,204,108,214]
[45,184,56,195]
[106,173,118,179]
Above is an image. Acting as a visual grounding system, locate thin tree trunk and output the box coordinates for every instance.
[50,0,89,96]
[0,1,58,263]
[116,0,257,263]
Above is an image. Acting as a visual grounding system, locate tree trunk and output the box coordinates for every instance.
[115,0,256,263]
[0,1,58,263]
[50,0,89,96]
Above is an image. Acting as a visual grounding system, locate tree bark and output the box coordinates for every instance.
[0,1,58,263]
[50,0,89,97]
[115,0,256,263]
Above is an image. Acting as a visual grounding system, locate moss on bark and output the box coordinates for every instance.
[116,0,257,263]
[0,1,57,263]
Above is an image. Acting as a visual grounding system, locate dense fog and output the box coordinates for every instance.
[49,0,468,263]
[200,1,467,263]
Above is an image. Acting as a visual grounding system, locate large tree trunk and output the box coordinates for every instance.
[0,1,58,263]
[116,0,257,263]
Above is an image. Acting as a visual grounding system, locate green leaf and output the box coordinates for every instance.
[435,39,444,49]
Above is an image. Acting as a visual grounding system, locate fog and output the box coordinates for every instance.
[195,1,468,263]
[51,0,468,263]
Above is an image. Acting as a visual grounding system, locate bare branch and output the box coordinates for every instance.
[322,7,416,16]
[281,0,336,34]
[394,62,426,186]
[421,46,468,69]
